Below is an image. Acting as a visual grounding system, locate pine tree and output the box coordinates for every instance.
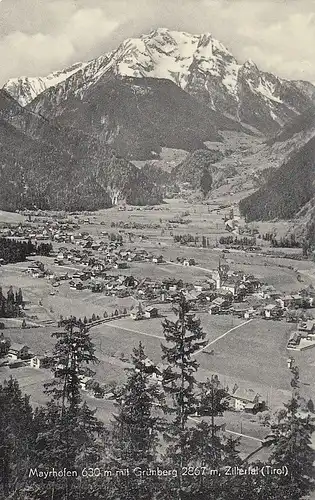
[186,376,240,499]
[0,287,5,317]
[307,398,314,413]
[110,342,162,500]
[0,378,34,498]
[160,295,207,499]
[16,288,23,307]
[267,366,315,499]
[6,286,16,317]
[24,319,104,500]
[200,167,213,198]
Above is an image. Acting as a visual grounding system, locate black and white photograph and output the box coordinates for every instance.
[0,0,315,499]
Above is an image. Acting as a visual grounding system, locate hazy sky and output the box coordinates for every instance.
[0,0,315,85]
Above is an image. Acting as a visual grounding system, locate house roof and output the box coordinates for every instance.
[217,288,233,296]
[146,306,158,312]
[212,297,226,306]
[232,388,259,403]
[299,320,315,332]
[265,304,277,310]
[9,343,29,352]
[289,332,300,342]
[292,294,302,300]
[244,403,255,410]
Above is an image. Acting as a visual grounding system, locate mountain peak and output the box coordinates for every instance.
[3,61,87,106]
[243,59,258,70]
[3,28,315,136]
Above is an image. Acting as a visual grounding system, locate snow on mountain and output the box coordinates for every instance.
[5,28,315,135]
[3,62,88,106]
[69,29,315,133]
[81,28,242,99]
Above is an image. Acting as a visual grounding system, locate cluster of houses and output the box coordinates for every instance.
[0,218,80,242]
[24,249,315,324]
[53,245,165,271]
[194,263,315,322]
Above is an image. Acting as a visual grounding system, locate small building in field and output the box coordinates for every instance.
[229,387,263,413]
[291,294,304,308]
[144,306,159,319]
[209,303,221,315]
[114,261,128,270]
[8,343,29,361]
[287,331,301,350]
[210,296,231,312]
[263,304,283,319]
[298,320,315,336]
[151,363,169,384]
[232,304,253,319]
[136,357,155,374]
[152,255,164,264]
[29,355,46,369]
[130,309,144,320]
[79,376,93,391]
[183,258,195,267]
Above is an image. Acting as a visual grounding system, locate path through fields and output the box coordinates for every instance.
[194,319,254,356]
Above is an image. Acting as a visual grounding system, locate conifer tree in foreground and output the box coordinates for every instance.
[267,365,315,499]
[0,378,34,498]
[188,377,240,499]
[230,365,315,500]
[23,318,105,500]
[109,342,162,500]
[160,295,207,499]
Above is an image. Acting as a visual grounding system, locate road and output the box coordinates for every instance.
[224,429,262,443]
[166,260,213,274]
[193,319,254,356]
[100,322,165,340]
[188,416,262,443]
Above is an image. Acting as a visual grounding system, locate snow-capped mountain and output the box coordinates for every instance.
[3,62,87,106]
[5,28,315,135]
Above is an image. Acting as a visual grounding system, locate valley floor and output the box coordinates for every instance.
[1,196,315,462]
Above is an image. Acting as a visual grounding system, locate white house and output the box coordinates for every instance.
[79,376,93,391]
[230,387,262,412]
[144,306,159,319]
[29,356,44,369]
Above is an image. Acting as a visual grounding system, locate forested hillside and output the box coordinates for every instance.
[239,136,315,221]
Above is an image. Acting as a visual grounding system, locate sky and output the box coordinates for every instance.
[0,0,315,85]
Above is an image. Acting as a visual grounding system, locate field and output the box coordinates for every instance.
[89,314,311,408]
[1,197,315,457]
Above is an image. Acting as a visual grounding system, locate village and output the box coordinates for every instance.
[1,198,315,456]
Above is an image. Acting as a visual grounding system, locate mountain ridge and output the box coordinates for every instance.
[239,135,315,221]
[3,62,87,107]
[0,88,162,211]
[4,28,315,136]
[27,73,249,160]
